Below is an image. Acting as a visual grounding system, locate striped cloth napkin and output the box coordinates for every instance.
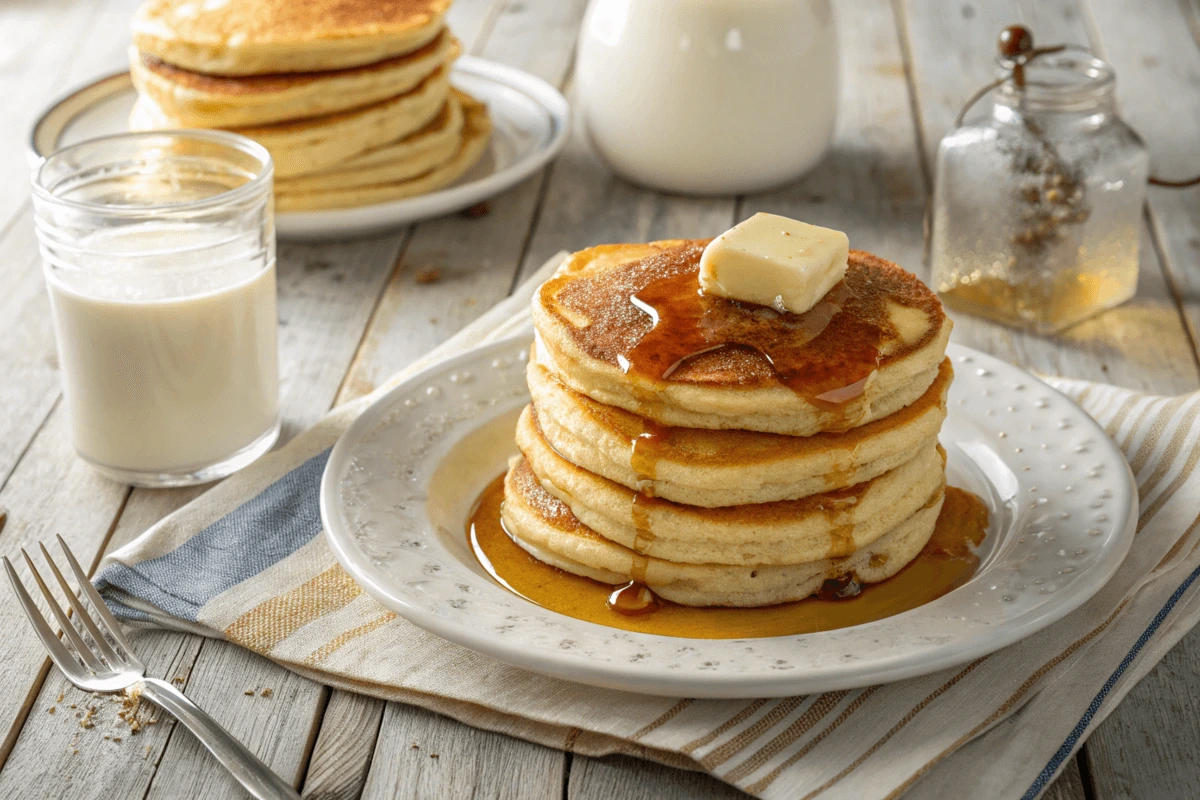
[97,253,1200,800]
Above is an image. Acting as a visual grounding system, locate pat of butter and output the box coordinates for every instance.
[699,213,849,314]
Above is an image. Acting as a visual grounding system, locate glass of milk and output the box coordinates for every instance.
[32,131,279,487]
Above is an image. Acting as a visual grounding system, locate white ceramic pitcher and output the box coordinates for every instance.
[575,0,839,195]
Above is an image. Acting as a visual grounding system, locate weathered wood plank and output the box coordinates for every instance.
[568,755,747,800]
[96,1,546,794]
[360,703,563,800]
[0,409,131,766]
[0,224,63,491]
[0,0,138,229]
[0,2,1194,800]
[896,0,1198,393]
[899,1,1200,797]
[0,0,106,229]
[299,692,386,800]
[0,0,151,759]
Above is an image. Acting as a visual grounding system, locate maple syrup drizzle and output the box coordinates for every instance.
[827,524,857,558]
[629,418,668,490]
[824,458,858,491]
[469,477,991,640]
[630,495,657,559]
[815,487,862,558]
[547,243,943,431]
[621,266,876,407]
[626,418,669,603]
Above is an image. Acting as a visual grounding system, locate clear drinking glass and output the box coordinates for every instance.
[32,131,279,487]
[931,50,1149,333]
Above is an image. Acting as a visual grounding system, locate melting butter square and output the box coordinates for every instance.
[699,213,849,314]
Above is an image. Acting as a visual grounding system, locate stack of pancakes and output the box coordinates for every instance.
[502,239,954,608]
[128,0,491,211]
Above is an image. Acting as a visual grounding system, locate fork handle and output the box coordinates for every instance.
[140,678,300,800]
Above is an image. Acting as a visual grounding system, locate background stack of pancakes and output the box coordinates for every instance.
[502,239,955,608]
[128,0,491,211]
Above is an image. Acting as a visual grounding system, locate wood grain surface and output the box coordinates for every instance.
[1,0,1198,798]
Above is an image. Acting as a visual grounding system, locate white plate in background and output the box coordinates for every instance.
[29,57,570,241]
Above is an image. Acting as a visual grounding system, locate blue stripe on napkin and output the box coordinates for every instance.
[1021,560,1200,800]
[96,449,331,621]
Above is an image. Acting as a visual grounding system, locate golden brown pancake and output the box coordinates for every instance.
[274,92,491,211]
[274,92,464,194]
[517,401,947,566]
[532,240,952,436]
[133,0,453,75]
[528,355,952,506]
[501,456,946,608]
[129,30,456,127]
[130,64,451,178]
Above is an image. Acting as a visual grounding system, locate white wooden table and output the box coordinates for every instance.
[1,0,1198,797]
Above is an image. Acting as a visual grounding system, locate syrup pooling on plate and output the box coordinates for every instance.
[543,241,944,425]
[607,581,659,616]
[470,475,991,639]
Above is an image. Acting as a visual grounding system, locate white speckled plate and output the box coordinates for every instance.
[28,58,569,241]
[320,333,1136,698]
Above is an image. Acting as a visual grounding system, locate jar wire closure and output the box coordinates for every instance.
[954,25,1199,189]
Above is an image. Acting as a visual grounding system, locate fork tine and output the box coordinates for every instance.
[55,534,138,658]
[3,557,86,680]
[20,549,105,672]
[38,541,121,665]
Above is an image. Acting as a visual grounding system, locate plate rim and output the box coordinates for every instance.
[26,56,571,239]
[320,334,1139,697]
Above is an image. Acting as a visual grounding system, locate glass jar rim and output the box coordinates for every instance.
[994,49,1115,107]
[31,129,273,216]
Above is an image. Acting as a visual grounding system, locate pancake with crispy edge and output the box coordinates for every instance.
[517,402,946,566]
[529,354,951,507]
[532,240,952,436]
[131,64,451,178]
[275,92,465,194]
[129,30,457,127]
[274,92,491,211]
[133,0,453,76]
[501,456,945,608]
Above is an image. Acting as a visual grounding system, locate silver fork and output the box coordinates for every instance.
[3,535,299,800]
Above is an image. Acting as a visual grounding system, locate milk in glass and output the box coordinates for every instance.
[47,223,279,477]
[33,130,278,486]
